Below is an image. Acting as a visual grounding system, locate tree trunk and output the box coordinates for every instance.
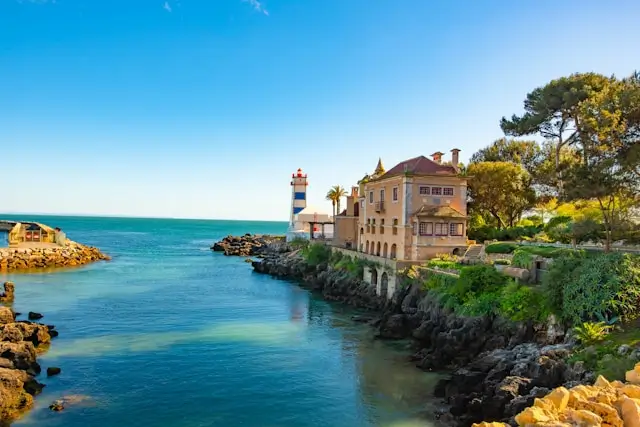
[337,199,341,216]
[332,201,336,219]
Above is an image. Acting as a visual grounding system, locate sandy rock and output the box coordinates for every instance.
[0,324,24,343]
[0,307,14,324]
[0,281,15,302]
[0,367,34,421]
[0,242,110,272]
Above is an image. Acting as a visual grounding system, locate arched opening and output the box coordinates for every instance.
[370,242,375,255]
[371,268,378,286]
[383,242,388,258]
[380,272,389,298]
[360,242,364,252]
[360,227,364,235]
[354,202,360,216]
[390,244,397,259]
[365,240,370,253]
[376,242,381,256]
[452,247,461,256]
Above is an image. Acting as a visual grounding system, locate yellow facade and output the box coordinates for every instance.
[334,151,469,262]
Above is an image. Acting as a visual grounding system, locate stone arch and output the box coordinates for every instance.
[383,242,388,258]
[371,268,378,286]
[370,242,375,255]
[365,240,370,253]
[380,272,389,298]
[452,247,461,256]
[360,227,364,235]
[390,244,397,259]
[376,242,381,256]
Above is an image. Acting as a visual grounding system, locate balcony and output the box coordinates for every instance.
[375,201,385,213]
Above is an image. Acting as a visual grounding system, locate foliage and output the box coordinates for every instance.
[573,322,612,345]
[470,138,543,176]
[499,282,549,322]
[493,259,511,265]
[511,249,533,268]
[485,242,519,254]
[325,185,347,218]
[468,224,542,242]
[467,162,537,228]
[544,215,572,232]
[427,259,463,272]
[434,252,459,262]
[447,265,509,315]
[543,252,640,324]
[289,237,309,250]
[301,243,332,267]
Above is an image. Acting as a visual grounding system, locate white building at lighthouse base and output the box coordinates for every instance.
[286,205,333,242]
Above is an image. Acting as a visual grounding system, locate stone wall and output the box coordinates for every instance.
[0,242,110,271]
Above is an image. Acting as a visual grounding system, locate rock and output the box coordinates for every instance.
[49,400,64,412]
[0,281,15,302]
[0,367,35,420]
[210,234,285,257]
[0,242,110,272]
[46,367,61,376]
[27,312,43,321]
[619,344,632,356]
[0,324,24,343]
[0,307,15,324]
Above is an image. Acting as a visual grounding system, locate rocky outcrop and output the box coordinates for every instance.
[252,249,579,426]
[0,241,110,272]
[473,363,640,426]
[0,281,14,302]
[0,305,55,423]
[211,234,285,257]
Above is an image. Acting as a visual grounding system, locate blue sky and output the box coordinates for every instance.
[1,0,638,221]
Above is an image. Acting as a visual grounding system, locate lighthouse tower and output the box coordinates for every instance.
[289,168,308,229]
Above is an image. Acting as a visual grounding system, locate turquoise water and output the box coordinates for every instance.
[0,215,440,427]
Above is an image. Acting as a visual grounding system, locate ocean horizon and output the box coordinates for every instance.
[1,215,440,427]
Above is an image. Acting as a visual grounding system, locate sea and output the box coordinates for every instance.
[0,215,442,427]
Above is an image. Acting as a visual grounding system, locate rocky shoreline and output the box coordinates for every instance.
[0,281,59,424]
[0,241,110,272]
[251,247,596,426]
[211,234,285,257]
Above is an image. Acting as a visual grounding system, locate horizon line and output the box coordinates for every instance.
[0,212,290,223]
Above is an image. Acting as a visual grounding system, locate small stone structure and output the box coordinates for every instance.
[0,242,109,272]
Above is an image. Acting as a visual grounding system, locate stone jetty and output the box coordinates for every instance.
[0,297,56,423]
[211,234,285,257]
[0,241,110,272]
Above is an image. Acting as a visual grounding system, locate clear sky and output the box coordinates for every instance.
[1,0,638,221]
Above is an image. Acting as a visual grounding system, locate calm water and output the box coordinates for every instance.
[0,215,441,427]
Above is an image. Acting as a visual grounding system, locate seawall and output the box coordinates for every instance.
[0,242,110,272]
[251,248,591,426]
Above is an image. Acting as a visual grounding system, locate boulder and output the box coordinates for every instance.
[46,367,61,377]
[0,307,14,324]
[0,281,15,302]
[0,367,34,421]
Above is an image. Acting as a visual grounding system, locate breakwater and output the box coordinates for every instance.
[0,282,58,423]
[211,234,285,256]
[0,242,110,272]
[251,246,595,426]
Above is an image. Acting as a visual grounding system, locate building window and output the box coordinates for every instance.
[372,219,376,225]
[419,186,430,195]
[431,187,442,195]
[392,218,398,226]
[380,189,385,201]
[450,223,463,236]
[369,191,374,204]
[434,223,448,236]
[443,187,454,196]
[392,187,398,201]
[360,200,364,209]
[418,222,433,236]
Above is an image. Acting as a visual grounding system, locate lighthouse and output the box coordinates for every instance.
[289,168,308,228]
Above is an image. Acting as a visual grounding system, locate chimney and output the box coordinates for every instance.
[431,151,444,164]
[451,148,460,167]
[351,186,359,198]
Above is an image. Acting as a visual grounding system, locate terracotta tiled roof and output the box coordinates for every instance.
[378,155,457,179]
[412,205,467,218]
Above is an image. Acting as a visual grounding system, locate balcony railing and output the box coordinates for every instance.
[375,201,385,212]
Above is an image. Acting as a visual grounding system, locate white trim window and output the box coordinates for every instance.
[434,223,448,236]
[449,222,464,236]
[419,186,430,195]
[418,222,433,236]
[431,187,443,196]
[443,187,454,196]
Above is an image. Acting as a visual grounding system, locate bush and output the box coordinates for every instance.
[427,259,462,271]
[301,243,331,267]
[544,215,572,233]
[499,282,549,322]
[468,225,543,242]
[493,259,511,265]
[573,322,612,345]
[446,265,509,315]
[511,249,534,268]
[543,252,640,324]
[485,242,519,254]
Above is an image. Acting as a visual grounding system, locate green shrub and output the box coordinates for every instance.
[289,237,309,249]
[444,265,509,315]
[427,259,462,271]
[543,252,640,324]
[498,282,548,322]
[301,243,332,267]
[511,249,534,268]
[485,242,519,254]
[493,259,511,265]
[573,322,612,345]
[468,225,543,242]
[544,215,572,233]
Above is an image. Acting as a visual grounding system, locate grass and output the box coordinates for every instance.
[485,242,582,259]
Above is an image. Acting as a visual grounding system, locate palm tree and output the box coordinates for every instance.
[326,185,347,218]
